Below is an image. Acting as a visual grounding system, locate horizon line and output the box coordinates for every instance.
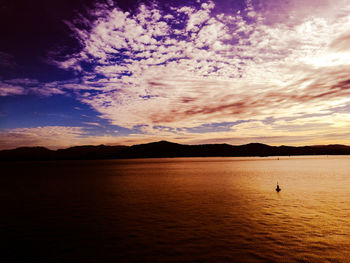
[1,140,350,152]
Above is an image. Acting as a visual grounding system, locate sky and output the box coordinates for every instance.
[1,0,350,149]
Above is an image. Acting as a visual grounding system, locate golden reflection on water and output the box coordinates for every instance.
[2,156,350,262]
[112,156,350,262]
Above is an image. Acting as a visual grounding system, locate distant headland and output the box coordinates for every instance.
[1,141,350,161]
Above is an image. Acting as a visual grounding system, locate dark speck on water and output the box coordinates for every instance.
[276,182,281,192]
[1,156,350,262]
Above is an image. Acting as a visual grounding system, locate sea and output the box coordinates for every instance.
[1,156,350,262]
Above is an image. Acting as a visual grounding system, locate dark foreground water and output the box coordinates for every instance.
[1,156,350,262]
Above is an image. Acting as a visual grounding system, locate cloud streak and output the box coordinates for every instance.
[3,110,350,150]
[0,126,127,150]
[0,78,66,96]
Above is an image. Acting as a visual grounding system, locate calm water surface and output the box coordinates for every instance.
[1,156,350,262]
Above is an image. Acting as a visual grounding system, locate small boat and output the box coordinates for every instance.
[276,182,281,192]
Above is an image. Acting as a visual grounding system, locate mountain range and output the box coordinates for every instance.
[1,141,350,161]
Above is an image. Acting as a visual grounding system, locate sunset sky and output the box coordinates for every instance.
[1,0,350,149]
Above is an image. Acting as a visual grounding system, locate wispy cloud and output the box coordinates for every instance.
[0,83,26,96]
[0,126,86,150]
[0,126,124,150]
[0,78,66,96]
[2,107,350,150]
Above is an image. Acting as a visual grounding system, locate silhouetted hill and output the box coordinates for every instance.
[56,145,128,160]
[1,141,350,161]
[0,147,54,161]
[125,141,187,158]
[0,145,127,161]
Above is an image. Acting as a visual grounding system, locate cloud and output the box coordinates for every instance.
[2,0,350,147]
[44,0,350,133]
[181,112,350,146]
[0,126,126,150]
[82,122,102,127]
[0,83,26,96]
[258,0,347,25]
[0,78,66,97]
[0,126,86,150]
[329,32,350,52]
[0,125,196,150]
[2,105,350,150]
